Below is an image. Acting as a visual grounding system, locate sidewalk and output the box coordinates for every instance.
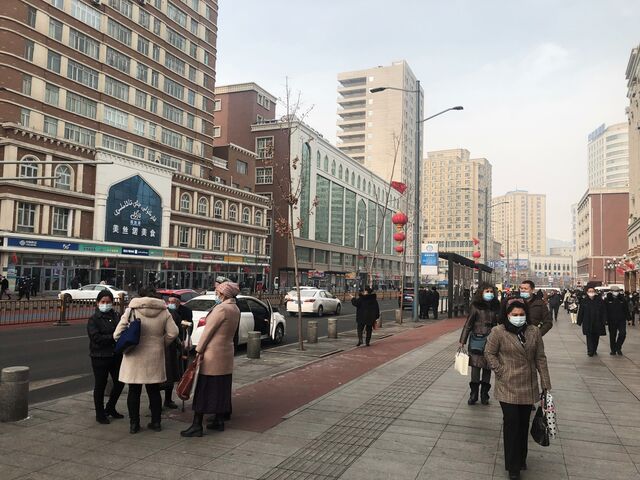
[1,310,639,479]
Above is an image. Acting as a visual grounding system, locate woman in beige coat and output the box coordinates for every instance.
[114,287,178,434]
[181,282,240,437]
[484,299,551,480]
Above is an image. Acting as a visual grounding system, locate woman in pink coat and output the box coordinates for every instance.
[181,282,240,437]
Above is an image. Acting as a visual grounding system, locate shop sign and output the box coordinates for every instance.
[345,272,357,280]
[202,254,214,260]
[224,256,244,263]
[8,238,79,251]
[164,251,178,258]
[105,175,162,247]
[307,270,325,278]
[122,248,149,256]
[79,244,121,254]
[177,252,191,259]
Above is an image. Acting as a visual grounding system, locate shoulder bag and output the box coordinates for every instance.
[114,309,141,354]
[177,354,202,401]
[468,333,488,354]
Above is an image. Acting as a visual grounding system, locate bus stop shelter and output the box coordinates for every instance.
[440,252,493,318]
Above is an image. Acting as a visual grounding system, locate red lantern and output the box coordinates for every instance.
[392,212,408,226]
[393,232,406,242]
[11,253,18,264]
[394,245,404,253]
[265,267,270,273]
[164,261,170,269]
[472,251,481,259]
[103,258,110,268]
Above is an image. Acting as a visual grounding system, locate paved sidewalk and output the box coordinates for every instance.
[1,311,639,479]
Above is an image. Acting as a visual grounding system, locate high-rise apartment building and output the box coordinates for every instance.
[626,45,640,290]
[422,149,492,261]
[492,191,546,257]
[0,0,270,294]
[588,123,629,188]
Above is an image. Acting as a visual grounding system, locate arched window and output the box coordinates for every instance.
[228,204,238,221]
[316,151,321,168]
[338,165,343,180]
[242,207,250,224]
[368,182,371,195]
[197,197,208,216]
[180,193,191,213]
[214,200,223,219]
[323,155,329,171]
[345,168,349,182]
[54,165,72,190]
[331,160,336,175]
[255,211,263,226]
[357,175,361,189]
[351,172,355,185]
[19,156,39,184]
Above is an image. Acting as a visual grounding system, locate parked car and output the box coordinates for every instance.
[398,288,414,310]
[186,294,286,347]
[59,284,128,302]
[286,289,342,317]
[156,288,199,305]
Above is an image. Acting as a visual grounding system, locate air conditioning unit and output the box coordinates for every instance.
[92,0,101,5]
[138,0,146,5]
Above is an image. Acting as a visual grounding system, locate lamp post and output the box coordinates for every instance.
[370,85,462,321]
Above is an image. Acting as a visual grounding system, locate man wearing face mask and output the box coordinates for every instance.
[162,294,192,409]
[518,280,552,336]
[604,286,629,355]
[577,286,607,356]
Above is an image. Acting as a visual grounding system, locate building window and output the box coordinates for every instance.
[213,126,221,137]
[227,233,236,252]
[47,51,61,73]
[167,27,186,50]
[135,89,147,109]
[24,39,34,61]
[19,108,30,127]
[138,8,150,28]
[133,117,145,136]
[151,70,159,88]
[63,122,95,147]
[236,160,248,175]
[52,0,64,8]
[241,207,250,224]
[17,202,37,233]
[49,18,63,40]
[69,28,100,57]
[187,89,196,106]
[256,167,273,185]
[108,0,133,19]
[257,93,271,110]
[102,135,127,153]
[19,157,39,183]
[165,52,186,75]
[51,207,70,236]
[214,201,223,219]
[189,42,197,58]
[44,83,59,106]
[152,45,160,62]
[22,75,32,95]
[107,18,132,46]
[214,99,221,111]
[331,160,336,175]
[178,226,190,248]
[164,78,184,100]
[103,106,128,128]
[256,137,273,159]
[323,155,329,171]
[104,76,129,101]
[255,211,263,226]
[167,2,187,27]
[153,17,161,34]
[254,238,262,255]
[137,36,149,56]
[186,113,195,130]
[241,236,249,253]
[188,65,197,82]
[197,197,208,216]
[44,116,59,136]
[162,103,184,124]
[105,47,131,73]
[228,204,237,221]
[132,144,144,158]
[136,63,149,82]
[180,193,191,213]
[196,228,206,249]
[71,0,102,29]
[67,60,99,88]
[213,232,222,250]
[161,127,182,149]
[190,18,198,34]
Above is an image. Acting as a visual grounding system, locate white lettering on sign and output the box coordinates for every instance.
[113,199,158,222]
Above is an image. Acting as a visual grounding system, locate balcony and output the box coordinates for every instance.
[337,98,366,110]
[337,88,367,102]
[338,77,367,89]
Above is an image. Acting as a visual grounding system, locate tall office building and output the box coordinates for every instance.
[492,191,547,257]
[422,149,492,261]
[588,123,629,188]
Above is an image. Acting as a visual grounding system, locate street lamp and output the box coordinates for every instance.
[370,84,462,321]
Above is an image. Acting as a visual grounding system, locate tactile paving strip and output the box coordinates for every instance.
[259,343,457,479]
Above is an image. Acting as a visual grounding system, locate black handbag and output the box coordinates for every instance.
[468,333,488,354]
[530,406,550,446]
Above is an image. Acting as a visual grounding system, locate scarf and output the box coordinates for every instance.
[504,321,527,346]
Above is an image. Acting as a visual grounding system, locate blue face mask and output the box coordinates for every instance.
[167,303,177,311]
[483,293,494,302]
[520,291,531,299]
[212,293,222,306]
[509,315,527,327]
[98,303,112,313]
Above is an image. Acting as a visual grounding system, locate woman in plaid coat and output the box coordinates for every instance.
[484,299,552,480]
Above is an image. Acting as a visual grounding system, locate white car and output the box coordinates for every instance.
[59,284,128,302]
[286,289,342,317]
[186,294,286,348]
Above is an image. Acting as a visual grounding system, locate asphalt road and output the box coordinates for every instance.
[0,299,402,404]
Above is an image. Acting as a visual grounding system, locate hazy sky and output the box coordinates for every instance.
[216,0,640,241]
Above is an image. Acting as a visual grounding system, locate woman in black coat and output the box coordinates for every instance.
[87,290,125,424]
[577,286,607,357]
[351,286,380,347]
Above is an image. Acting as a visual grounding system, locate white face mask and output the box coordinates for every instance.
[612,291,619,297]
[587,292,596,298]
[508,315,527,327]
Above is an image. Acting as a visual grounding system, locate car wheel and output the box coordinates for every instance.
[272,324,285,344]
[317,306,323,317]
[335,304,341,315]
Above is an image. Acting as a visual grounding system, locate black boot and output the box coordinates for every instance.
[480,382,491,405]
[129,420,141,434]
[468,382,479,405]
[181,413,203,437]
[206,414,224,431]
[356,331,363,347]
[365,327,372,347]
[105,401,124,419]
[164,389,178,409]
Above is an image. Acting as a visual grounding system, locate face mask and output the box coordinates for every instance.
[520,292,530,299]
[483,293,494,301]
[167,303,177,310]
[587,293,596,298]
[612,291,619,297]
[212,293,222,306]
[508,315,527,327]
[98,303,112,313]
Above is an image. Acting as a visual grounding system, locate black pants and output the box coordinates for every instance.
[608,321,626,353]
[419,304,429,319]
[500,402,532,473]
[586,334,600,355]
[550,306,560,321]
[357,323,372,345]
[127,383,162,423]
[17,289,29,300]
[91,356,124,417]
[470,366,491,384]
[431,305,438,319]
[0,288,11,299]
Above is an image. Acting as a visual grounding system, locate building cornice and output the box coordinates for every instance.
[1,123,97,155]
[214,83,277,103]
[172,173,269,206]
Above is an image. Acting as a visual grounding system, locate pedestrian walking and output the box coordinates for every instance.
[181,282,241,437]
[162,294,193,409]
[418,286,429,319]
[0,275,11,300]
[17,277,30,301]
[577,286,607,357]
[629,291,638,326]
[518,280,552,335]
[430,286,440,319]
[484,299,552,480]
[458,283,499,405]
[568,293,579,324]
[350,286,380,347]
[87,290,125,424]
[604,286,629,356]
[547,290,561,322]
[114,286,178,434]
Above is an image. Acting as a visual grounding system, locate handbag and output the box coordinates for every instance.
[114,309,141,354]
[454,348,469,376]
[531,391,552,446]
[468,333,488,354]
[177,354,202,401]
[543,391,557,439]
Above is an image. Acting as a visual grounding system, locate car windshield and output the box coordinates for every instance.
[185,299,216,311]
[288,290,316,298]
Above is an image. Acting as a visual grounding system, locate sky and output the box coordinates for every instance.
[215,0,640,241]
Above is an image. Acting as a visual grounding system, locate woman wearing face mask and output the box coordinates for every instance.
[459,283,500,405]
[181,282,241,437]
[87,289,125,424]
[485,299,552,480]
[577,286,608,357]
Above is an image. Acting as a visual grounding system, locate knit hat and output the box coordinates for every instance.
[217,282,240,299]
[96,289,114,303]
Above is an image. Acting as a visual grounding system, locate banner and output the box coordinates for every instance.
[420,243,439,276]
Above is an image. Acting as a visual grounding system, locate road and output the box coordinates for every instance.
[0,298,404,404]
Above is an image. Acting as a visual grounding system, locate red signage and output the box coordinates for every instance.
[177,252,191,259]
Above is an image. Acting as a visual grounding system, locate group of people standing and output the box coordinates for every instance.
[418,286,440,319]
[87,281,241,437]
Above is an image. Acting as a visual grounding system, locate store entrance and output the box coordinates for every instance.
[120,261,145,295]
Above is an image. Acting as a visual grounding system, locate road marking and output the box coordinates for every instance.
[44,335,86,342]
[29,374,92,391]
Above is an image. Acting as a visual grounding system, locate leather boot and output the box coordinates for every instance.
[480,382,491,405]
[356,330,363,347]
[181,413,203,437]
[206,414,224,431]
[468,382,479,405]
[129,420,141,434]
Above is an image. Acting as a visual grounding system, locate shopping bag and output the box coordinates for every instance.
[114,309,140,354]
[454,348,469,376]
[176,354,201,401]
[543,391,557,439]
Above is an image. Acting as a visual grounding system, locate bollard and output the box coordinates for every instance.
[0,366,29,422]
[307,320,318,344]
[246,331,261,359]
[327,318,338,339]
[55,296,70,326]
[395,309,403,324]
